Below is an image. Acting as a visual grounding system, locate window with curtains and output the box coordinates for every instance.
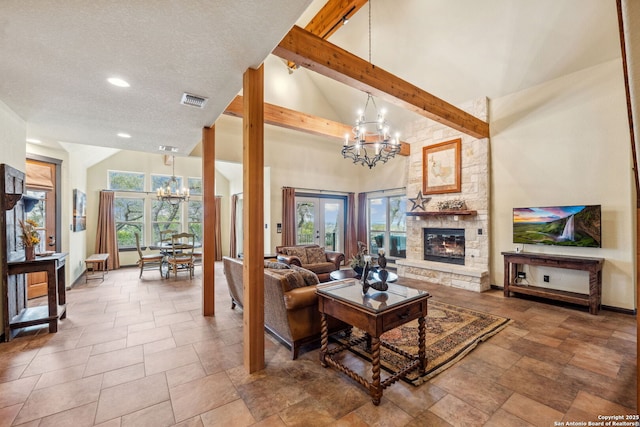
[368,194,407,258]
[108,170,202,250]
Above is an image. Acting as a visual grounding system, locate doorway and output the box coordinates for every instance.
[25,157,61,299]
[295,196,345,253]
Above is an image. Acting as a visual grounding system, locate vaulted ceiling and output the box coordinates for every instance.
[0,0,623,156]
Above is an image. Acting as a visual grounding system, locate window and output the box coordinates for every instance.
[151,174,183,194]
[188,200,203,242]
[368,194,406,258]
[151,201,181,245]
[115,198,144,248]
[108,171,144,192]
[25,190,47,253]
[188,177,202,196]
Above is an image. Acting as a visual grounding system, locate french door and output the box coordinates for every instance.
[295,196,344,253]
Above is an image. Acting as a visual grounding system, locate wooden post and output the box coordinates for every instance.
[243,65,265,372]
[202,126,216,316]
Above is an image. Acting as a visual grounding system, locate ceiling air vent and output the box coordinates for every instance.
[180,93,208,109]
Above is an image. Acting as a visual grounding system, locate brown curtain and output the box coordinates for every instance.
[357,192,367,245]
[229,194,238,258]
[95,190,120,270]
[282,187,296,246]
[214,196,222,261]
[345,193,357,261]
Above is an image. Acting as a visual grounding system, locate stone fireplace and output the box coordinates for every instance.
[396,98,490,292]
[424,228,465,265]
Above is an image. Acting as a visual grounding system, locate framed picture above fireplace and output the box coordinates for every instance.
[423,138,461,195]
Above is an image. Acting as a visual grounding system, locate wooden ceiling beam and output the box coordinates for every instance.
[224,95,410,156]
[288,0,368,70]
[305,0,368,39]
[274,26,490,139]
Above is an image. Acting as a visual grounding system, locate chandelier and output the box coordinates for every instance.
[342,93,401,168]
[341,0,400,169]
[156,156,190,205]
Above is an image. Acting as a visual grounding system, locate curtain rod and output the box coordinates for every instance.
[362,187,405,194]
[288,186,353,195]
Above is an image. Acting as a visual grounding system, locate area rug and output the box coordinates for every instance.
[333,300,510,386]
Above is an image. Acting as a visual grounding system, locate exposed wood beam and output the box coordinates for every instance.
[242,66,265,373]
[288,0,368,70]
[202,126,215,317]
[274,26,490,139]
[224,95,410,156]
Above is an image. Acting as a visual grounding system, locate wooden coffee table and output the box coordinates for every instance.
[316,279,430,405]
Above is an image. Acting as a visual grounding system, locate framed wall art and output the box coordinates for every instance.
[423,138,461,195]
[73,189,87,232]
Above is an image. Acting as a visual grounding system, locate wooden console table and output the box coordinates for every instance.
[4,253,67,340]
[502,251,604,315]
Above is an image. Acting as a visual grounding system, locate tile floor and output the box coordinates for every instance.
[0,263,636,426]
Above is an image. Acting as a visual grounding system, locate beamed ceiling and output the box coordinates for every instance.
[0,0,626,158]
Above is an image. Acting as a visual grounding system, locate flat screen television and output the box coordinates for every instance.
[513,205,601,248]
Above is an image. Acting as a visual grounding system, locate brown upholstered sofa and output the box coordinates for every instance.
[275,244,344,282]
[222,256,347,359]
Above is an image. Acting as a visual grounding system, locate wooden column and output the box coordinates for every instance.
[202,126,216,316]
[243,65,265,372]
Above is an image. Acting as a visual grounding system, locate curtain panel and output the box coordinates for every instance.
[95,190,120,270]
[357,192,367,246]
[345,192,357,261]
[282,187,296,246]
[214,196,222,261]
[229,194,238,258]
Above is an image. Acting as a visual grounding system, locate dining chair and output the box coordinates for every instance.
[166,232,195,279]
[134,232,165,278]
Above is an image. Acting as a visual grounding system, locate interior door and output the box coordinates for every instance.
[25,159,58,299]
[295,197,344,252]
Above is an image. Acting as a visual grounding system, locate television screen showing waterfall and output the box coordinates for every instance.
[513,205,601,248]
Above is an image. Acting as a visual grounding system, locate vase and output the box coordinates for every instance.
[352,266,363,279]
[25,246,35,261]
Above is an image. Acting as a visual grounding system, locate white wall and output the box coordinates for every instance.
[0,100,26,335]
[491,59,635,310]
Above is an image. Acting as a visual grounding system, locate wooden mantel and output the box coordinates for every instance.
[406,210,477,217]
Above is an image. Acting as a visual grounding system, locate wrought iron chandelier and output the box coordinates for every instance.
[341,93,401,168]
[156,156,189,205]
[341,0,400,169]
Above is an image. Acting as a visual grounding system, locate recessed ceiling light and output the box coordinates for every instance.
[108,77,130,88]
[26,138,41,144]
[117,133,131,138]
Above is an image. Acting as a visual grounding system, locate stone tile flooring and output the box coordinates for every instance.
[0,263,636,426]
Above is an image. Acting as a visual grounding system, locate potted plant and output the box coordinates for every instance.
[349,241,369,277]
[19,219,40,260]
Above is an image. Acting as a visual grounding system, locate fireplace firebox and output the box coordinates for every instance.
[424,228,465,265]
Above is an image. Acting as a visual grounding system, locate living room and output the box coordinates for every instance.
[0,0,638,424]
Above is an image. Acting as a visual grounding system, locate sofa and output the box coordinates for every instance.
[222,256,347,359]
[275,244,344,282]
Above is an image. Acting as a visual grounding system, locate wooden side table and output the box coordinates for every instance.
[317,279,430,405]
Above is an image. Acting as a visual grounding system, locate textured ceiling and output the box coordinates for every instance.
[0,0,623,157]
[0,0,311,155]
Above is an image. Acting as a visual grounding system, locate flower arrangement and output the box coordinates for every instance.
[437,198,466,211]
[19,219,40,248]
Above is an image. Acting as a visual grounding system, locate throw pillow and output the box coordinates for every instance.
[284,247,308,264]
[305,246,326,264]
[264,260,290,269]
[271,269,306,292]
[290,265,320,286]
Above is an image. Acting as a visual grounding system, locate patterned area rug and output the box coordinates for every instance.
[334,300,511,386]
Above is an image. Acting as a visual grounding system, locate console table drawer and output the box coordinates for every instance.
[382,300,426,331]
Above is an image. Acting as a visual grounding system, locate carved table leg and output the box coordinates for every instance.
[371,336,382,405]
[418,316,426,374]
[320,313,328,367]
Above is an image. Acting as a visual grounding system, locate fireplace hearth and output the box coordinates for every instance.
[424,228,465,265]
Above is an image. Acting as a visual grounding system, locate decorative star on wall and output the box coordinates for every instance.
[409,191,430,211]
